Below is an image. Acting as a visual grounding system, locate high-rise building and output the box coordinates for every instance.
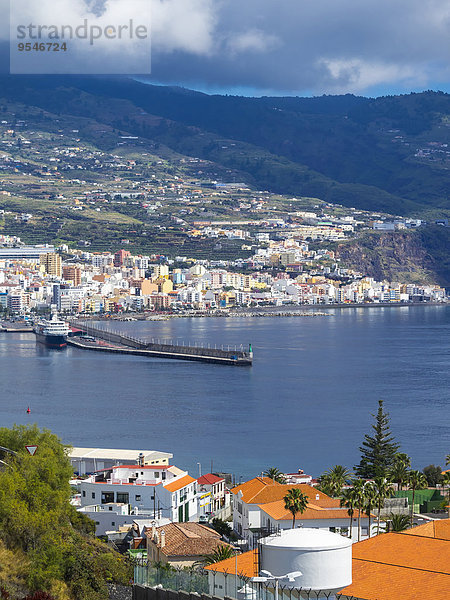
[114,249,131,267]
[62,266,81,286]
[40,253,62,277]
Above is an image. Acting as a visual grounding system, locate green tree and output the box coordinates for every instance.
[340,489,356,539]
[407,470,428,522]
[372,477,394,535]
[441,471,450,518]
[351,479,368,542]
[422,465,443,487]
[283,489,309,528]
[199,545,236,566]
[319,465,352,497]
[389,513,411,532]
[389,453,411,491]
[264,467,286,484]
[0,425,130,599]
[363,481,377,538]
[355,400,400,479]
[210,518,236,540]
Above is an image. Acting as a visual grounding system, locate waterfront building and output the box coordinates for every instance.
[79,463,199,528]
[70,447,173,475]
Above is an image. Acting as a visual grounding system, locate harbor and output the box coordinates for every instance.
[0,319,253,366]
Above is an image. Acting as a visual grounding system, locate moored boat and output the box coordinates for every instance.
[34,312,70,348]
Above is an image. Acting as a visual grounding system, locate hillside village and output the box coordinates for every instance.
[65,446,450,600]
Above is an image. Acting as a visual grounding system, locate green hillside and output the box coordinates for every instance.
[0,77,448,216]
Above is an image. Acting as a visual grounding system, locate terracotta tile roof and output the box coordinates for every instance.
[259,499,367,521]
[339,559,450,600]
[198,473,224,485]
[232,478,333,505]
[350,532,450,573]
[164,474,196,492]
[204,549,258,578]
[339,527,450,600]
[146,522,227,558]
[401,519,450,541]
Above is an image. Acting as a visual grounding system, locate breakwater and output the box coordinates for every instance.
[70,322,253,366]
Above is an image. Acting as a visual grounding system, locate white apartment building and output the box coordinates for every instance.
[79,463,199,524]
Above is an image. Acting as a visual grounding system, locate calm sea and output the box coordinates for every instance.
[1,305,449,479]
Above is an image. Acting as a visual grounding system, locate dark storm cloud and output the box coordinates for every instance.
[150,0,450,94]
[0,0,448,91]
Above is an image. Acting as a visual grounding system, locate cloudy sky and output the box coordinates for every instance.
[2,0,450,95]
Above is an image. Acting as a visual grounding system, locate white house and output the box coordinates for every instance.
[232,477,374,540]
[79,463,199,531]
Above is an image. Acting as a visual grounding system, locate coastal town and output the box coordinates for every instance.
[0,236,446,316]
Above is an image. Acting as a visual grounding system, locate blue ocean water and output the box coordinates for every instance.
[1,305,449,479]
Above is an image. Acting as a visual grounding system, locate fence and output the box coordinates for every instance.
[132,561,347,600]
[133,562,210,594]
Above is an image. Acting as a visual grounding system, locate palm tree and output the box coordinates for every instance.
[442,471,450,518]
[199,545,236,566]
[372,477,394,535]
[340,488,356,539]
[407,470,427,522]
[351,479,367,542]
[283,488,309,528]
[446,454,450,466]
[389,513,411,532]
[389,454,411,491]
[264,467,286,484]
[320,465,352,497]
[363,481,376,538]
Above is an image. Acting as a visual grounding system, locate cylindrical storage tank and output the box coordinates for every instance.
[259,528,352,592]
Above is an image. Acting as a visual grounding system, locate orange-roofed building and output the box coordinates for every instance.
[339,520,450,600]
[146,521,230,568]
[231,477,366,538]
[259,498,373,540]
[79,463,200,533]
[205,549,258,598]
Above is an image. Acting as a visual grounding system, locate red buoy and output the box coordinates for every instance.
[26,407,31,414]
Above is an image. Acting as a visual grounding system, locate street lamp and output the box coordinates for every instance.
[250,570,303,600]
[197,462,202,477]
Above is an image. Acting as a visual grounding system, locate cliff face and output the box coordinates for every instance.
[336,230,446,285]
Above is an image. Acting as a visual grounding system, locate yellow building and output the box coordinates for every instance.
[40,253,62,277]
[157,278,173,294]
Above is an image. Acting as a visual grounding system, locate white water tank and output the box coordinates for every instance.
[259,528,352,591]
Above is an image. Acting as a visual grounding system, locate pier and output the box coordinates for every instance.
[69,322,253,366]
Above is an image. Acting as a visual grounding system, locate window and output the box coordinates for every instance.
[111,521,115,526]
[116,492,129,504]
[92,492,95,499]
[154,472,160,478]
[162,472,166,480]
[135,495,141,501]
[109,507,113,511]
[82,491,86,497]
[101,492,114,504]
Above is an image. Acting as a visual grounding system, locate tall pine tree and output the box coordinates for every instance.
[355,400,400,478]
